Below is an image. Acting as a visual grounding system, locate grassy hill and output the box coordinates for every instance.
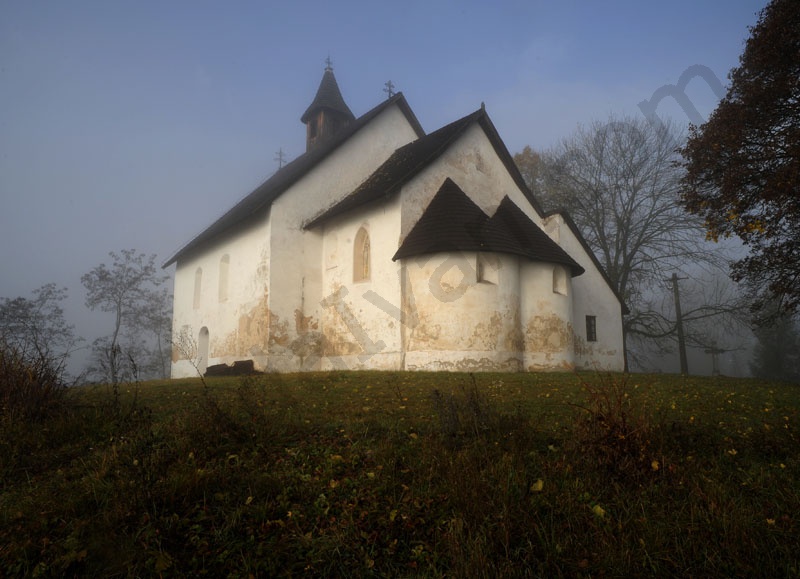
[2,371,798,577]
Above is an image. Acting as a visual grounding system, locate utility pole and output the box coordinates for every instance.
[669,273,689,374]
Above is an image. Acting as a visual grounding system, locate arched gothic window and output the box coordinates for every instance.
[353,227,370,282]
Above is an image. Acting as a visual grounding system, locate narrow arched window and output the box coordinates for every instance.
[218,255,230,303]
[193,267,203,309]
[198,326,210,374]
[353,227,370,282]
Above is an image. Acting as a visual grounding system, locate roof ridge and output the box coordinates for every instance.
[393,184,584,276]
[164,93,421,267]
[305,107,485,228]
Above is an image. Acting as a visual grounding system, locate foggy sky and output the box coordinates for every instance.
[0,0,768,374]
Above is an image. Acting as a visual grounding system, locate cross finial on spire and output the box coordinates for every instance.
[383,80,395,99]
[274,147,287,170]
[325,56,333,71]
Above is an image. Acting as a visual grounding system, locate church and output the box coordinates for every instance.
[164,65,626,377]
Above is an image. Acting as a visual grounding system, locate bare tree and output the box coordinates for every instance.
[0,283,81,376]
[516,115,744,371]
[82,249,170,382]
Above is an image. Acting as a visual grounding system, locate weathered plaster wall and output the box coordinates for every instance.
[267,104,420,371]
[521,263,575,371]
[171,213,271,378]
[402,251,523,372]
[400,123,543,240]
[317,197,404,370]
[543,213,625,371]
[170,107,626,377]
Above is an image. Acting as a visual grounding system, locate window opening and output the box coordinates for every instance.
[193,267,203,309]
[553,266,568,295]
[476,253,498,284]
[354,227,371,282]
[219,255,230,302]
[586,315,597,342]
[198,327,209,374]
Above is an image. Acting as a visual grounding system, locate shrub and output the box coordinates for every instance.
[570,373,659,482]
[0,341,66,423]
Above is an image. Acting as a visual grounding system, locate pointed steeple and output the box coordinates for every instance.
[301,60,355,151]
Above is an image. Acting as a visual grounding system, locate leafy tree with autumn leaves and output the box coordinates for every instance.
[680,0,800,319]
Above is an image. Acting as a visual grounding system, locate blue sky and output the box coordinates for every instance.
[0,0,767,362]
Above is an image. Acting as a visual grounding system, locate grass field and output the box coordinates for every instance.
[1,371,798,577]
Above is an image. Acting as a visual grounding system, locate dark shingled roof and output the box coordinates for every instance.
[392,178,585,276]
[304,107,546,229]
[163,93,423,267]
[391,177,492,257]
[487,197,585,275]
[300,67,355,123]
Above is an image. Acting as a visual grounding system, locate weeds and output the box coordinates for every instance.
[0,341,67,423]
[1,371,798,577]
[569,373,662,482]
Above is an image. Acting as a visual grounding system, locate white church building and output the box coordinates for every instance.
[164,66,626,377]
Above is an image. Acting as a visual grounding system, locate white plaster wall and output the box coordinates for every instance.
[400,123,543,241]
[402,251,522,372]
[169,107,625,376]
[543,214,625,371]
[520,262,575,371]
[170,213,271,378]
[266,104,421,371]
[317,196,404,370]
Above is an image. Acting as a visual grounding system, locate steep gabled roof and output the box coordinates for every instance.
[392,178,585,276]
[305,110,482,228]
[163,93,424,267]
[488,197,584,275]
[304,106,545,229]
[390,177,492,258]
[300,66,355,123]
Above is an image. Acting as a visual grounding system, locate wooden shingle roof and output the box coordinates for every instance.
[392,178,585,276]
[163,93,423,267]
[390,177,492,258]
[488,197,585,275]
[304,109,484,228]
[300,66,355,123]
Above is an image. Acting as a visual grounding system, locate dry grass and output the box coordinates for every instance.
[1,371,798,577]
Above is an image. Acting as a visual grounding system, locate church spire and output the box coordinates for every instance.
[301,60,355,151]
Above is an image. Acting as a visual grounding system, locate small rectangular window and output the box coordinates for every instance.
[586,315,597,342]
[476,253,498,284]
[552,266,567,295]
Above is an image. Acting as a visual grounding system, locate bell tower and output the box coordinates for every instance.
[300,59,355,152]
